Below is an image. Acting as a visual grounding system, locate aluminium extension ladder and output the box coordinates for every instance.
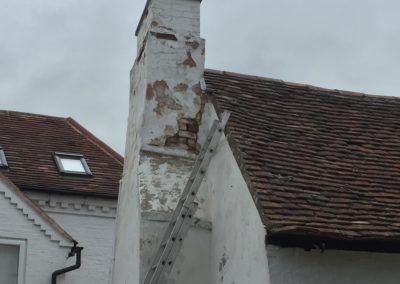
[143,111,230,284]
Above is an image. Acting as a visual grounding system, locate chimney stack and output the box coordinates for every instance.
[134,0,207,155]
[113,1,210,283]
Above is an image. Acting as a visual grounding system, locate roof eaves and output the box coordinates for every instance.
[266,231,400,253]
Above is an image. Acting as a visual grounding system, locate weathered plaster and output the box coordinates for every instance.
[139,151,210,220]
[268,245,400,284]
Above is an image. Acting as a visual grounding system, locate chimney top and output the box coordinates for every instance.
[135,0,202,36]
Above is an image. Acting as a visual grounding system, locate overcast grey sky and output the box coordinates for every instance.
[1,0,400,154]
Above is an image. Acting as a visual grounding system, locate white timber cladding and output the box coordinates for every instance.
[26,191,118,284]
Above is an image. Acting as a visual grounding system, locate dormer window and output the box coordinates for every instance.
[0,149,8,168]
[53,152,92,176]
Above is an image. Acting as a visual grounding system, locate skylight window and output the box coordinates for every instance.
[53,152,92,176]
[0,149,8,168]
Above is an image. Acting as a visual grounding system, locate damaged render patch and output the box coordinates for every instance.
[219,251,229,282]
[150,31,177,41]
[165,117,200,152]
[181,51,197,68]
[146,84,154,100]
[139,152,195,212]
[151,80,183,115]
[174,83,189,92]
[186,40,200,49]
[219,252,228,272]
[191,82,202,97]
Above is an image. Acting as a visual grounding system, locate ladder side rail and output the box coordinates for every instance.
[152,120,219,256]
[145,206,191,284]
[168,120,219,220]
[152,112,230,283]
[143,121,220,284]
[156,202,199,283]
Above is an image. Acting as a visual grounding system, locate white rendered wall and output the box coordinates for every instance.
[140,216,211,284]
[0,193,71,284]
[206,116,271,284]
[112,51,143,284]
[268,246,400,284]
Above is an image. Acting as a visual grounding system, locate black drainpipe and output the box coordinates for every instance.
[51,244,83,284]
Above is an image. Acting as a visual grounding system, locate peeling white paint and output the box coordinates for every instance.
[139,152,194,212]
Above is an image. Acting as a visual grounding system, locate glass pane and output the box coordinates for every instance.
[60,157,86,173]
[0,244,19,284]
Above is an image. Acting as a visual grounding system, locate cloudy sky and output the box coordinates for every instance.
[1,0,400,154]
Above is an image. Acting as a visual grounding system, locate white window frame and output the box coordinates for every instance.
[0,238,26,284]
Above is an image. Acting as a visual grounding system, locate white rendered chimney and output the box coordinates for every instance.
[113,0,211,283]
[135,0,207,155]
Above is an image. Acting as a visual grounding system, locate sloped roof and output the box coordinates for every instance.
[205,69,400,247]
[0,111,123,198]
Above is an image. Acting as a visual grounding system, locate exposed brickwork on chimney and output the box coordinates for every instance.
[165,118,199,152]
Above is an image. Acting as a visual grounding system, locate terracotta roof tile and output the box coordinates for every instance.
[0,110,122,198]
[205,69,400,242]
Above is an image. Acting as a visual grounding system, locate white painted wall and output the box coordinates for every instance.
[48,212,116,284]
[206,119,271,284]
[268,246,400,284]
[140,216,211,284]
[0,192,71,284]
[26,191,118,284]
